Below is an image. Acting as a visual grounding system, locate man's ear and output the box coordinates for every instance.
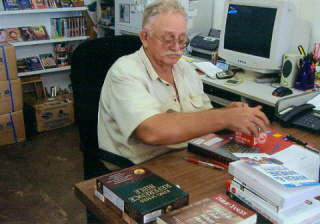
[140,30,149,48]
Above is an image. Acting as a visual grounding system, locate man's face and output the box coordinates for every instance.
[145,11,187,67]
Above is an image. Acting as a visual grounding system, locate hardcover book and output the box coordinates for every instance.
[19,27,36,41]
[96,166,189,224]
[39,53,57,69]
[229,160,320,210]
[157,193,257,224]
[3,0,20,10]
[227,183,320,224]
[25,56,44,71]
[18,0,33,9]
[5,28,22,42]
[30,26,49,40]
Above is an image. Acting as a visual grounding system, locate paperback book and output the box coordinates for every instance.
[227,183,320,224]
[19,27,36,41]
[96,166,189,224]
[3,0,20,10]
[26,56,44,71]
[18,0,33,9]
[188,128,295,166]
[39,53,57,69]
[228,160,320,210]
[157,193,257,224]
[31,0,48,8]
[30,26,49,40]
[0,29,8,44]
[5,28,22,42]
[17,58,30,73]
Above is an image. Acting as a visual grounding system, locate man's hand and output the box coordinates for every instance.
[223,105,270,137]
[227,102,249,108]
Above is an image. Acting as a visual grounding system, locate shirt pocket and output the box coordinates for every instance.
[189,94,204,108]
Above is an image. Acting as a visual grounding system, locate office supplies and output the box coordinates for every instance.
[157,193,257,224]
[185,157,224,170]
[192,61,222,79]
[285,135,318,153]
[96,166,189,224]
[272,86,293,97]
[225,77,243,85]
[298,45,306,57]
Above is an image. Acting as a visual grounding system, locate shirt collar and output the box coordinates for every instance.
[138,47,185,81]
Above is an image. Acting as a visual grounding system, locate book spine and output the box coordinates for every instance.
[188,143,234,165]
[229,162,284,208]
[228,185,283,224]
[232,179,280,213]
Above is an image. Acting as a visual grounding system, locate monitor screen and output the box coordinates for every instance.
[224,5,276,59]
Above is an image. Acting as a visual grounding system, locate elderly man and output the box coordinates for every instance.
[98,0,269,166]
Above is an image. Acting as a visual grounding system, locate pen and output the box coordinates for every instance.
[185,157,224,170]
[286,135,319,154]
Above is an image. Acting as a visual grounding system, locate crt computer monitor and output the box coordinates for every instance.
[218,0,296,75]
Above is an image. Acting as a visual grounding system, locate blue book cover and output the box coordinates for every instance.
[3,0,20,10]
[18,0,33,9]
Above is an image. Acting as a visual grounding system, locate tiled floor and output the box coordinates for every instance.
[0,124,87,224]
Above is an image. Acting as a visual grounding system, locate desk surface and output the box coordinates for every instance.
[74,123,320,224]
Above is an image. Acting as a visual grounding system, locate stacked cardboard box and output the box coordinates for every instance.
[24,94,74,132]
[0,44,26,146]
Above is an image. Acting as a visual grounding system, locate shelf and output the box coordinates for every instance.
[0,7,87,15]
[18,66,71,77]
[11,36,88,47]
[98,24,115,30]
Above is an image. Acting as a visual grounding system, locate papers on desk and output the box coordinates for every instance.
[193,61,222,79]
[307,93,320,110]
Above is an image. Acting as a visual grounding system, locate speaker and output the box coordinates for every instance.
[280,54,303,88]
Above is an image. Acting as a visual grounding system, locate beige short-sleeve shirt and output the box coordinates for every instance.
[98,47,212,164]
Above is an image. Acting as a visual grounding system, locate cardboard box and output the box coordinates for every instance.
[0,110,26,146]
[25,95,74,132]
[0,44,18,81]
[0,78,23,115]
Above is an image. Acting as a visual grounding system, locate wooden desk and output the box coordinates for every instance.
[74,123,320,224]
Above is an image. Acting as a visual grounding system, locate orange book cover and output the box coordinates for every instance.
[32,0,48,9]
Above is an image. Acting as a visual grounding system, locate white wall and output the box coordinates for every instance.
[212,0,320,52]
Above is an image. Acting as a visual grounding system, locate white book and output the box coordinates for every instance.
[229,181,320,224]
[192,61,222,79]
[229,160,320,209]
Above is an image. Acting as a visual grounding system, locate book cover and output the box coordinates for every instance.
[157,193,257,224]
[25,56,44,71]
[30,26,49,40]
[60,0,72,7]
[18,0,33,9]
[188,128,295,165]
[228,160,320,210]
[228,183,320,224]
[17,58,30,73]
[3,0,20,10]
[31,0,48,9]
[5,28,23,42]
[39,53,57,69]
[0,29,8,44]
[96,166,189,224]
[19,27,36,41]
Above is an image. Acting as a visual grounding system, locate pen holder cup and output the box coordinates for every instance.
[295,64,315,91]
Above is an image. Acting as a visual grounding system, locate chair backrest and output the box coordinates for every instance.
[70,35,142,150]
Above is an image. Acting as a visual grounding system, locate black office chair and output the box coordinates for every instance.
[70,35,142,181]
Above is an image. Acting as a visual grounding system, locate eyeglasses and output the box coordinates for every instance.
[148,31,190,49]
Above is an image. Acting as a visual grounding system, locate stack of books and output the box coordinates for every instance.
[226,147,320,224]
[94,166,189,224]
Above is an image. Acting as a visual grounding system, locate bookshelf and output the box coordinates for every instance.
[0,5,88,92]
[96,0,114,37]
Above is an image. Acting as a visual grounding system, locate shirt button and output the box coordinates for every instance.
[166,84,169,86]
[174,99,177,101]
